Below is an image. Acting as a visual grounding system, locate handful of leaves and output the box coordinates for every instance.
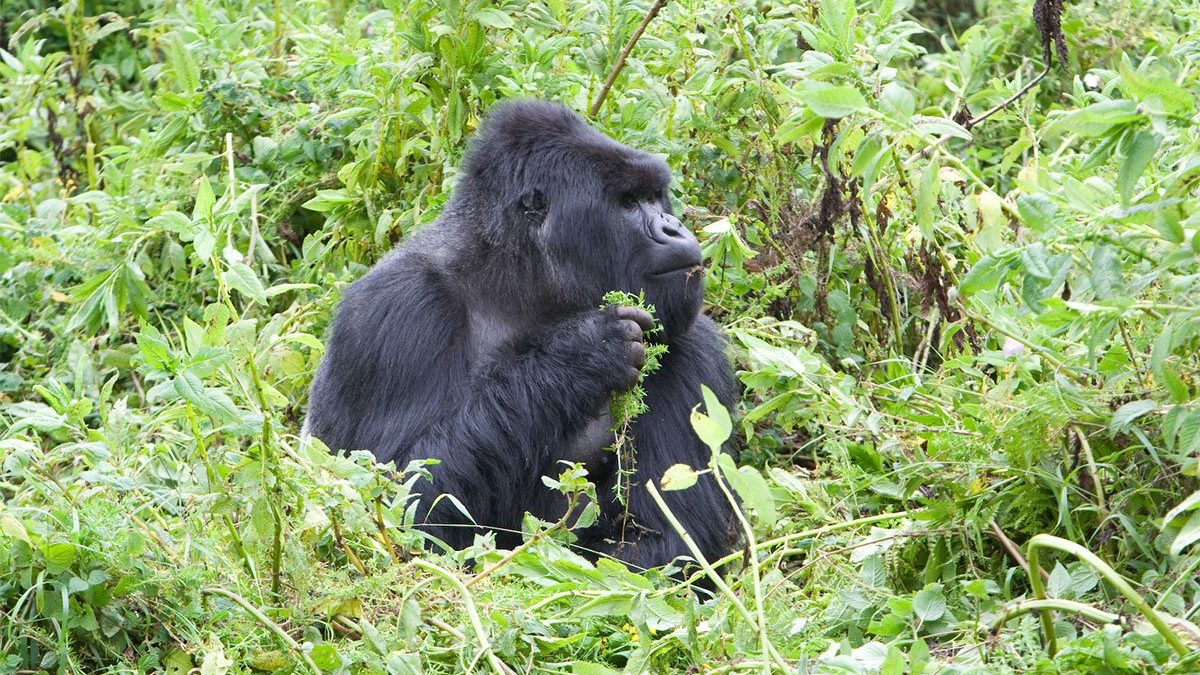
[600,290,668,508]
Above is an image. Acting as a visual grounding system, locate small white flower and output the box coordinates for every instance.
[1002,337,1025,356]
[1084,72,1102,89]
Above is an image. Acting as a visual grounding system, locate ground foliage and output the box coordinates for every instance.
[2,0,1200,672]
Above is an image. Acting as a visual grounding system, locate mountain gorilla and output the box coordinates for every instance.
[305,100,737,570]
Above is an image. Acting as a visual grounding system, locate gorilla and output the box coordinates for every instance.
[305,100,737,570]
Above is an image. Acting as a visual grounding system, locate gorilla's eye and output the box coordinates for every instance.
[619,192,640,209]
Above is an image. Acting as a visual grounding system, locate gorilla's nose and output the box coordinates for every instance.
[652,213,691,242]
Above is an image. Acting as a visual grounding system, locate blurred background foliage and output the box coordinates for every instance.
[2,0,1200,672]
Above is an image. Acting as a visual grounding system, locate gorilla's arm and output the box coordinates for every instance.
[307,256,648,550]
[587,316,739,569]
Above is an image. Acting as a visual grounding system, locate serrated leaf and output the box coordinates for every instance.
[1109,399,1157,436]
[915,159,941,240]
[1089,243,1122,299]
[147,210,192,233]
[173,372,240,423]
[136,330,175,372]
[1016,194,1057,231]
[1117,130,1160,205]
[913,583,945,622]
[225,262,267,305]
[1047,562,1071,598]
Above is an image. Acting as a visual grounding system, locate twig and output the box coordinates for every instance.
[1072,426,1108,515]
[466,522,564,589]
[330,512,367,575]
[907,64,1051,166]
[202,587,321,675]
[589,0,668,116]
[412,559,514,675]
[989,518,1048,582]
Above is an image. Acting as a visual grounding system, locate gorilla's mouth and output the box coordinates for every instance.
[650,262,703,278]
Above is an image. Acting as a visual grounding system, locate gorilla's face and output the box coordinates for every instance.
[539,147,705,342]
[608,181,705,340]
[458,101,707,340]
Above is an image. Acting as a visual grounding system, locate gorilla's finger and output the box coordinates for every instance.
[615,306,654,331]
[624,367,641,389]
[625,340,647,369]
[616,319,644,342]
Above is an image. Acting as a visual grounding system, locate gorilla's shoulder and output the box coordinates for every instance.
[336,231,466,327]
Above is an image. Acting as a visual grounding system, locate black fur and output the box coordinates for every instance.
[306,100,737,569]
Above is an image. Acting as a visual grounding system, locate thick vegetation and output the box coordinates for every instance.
[2,0,1200,672]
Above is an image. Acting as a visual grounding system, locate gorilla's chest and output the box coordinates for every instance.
[566,408,615,462]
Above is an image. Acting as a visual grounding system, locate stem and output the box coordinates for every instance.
[710,455,773,674]
[1072,426,1108,516]
[991,598,1119,636]
[646,482,791,671]
[589,0,668,116]
[330,512,367,575]
[989,518,1048,582]
[1025,534,1189,657]
[412,559,512,675]
[203,587,321,674]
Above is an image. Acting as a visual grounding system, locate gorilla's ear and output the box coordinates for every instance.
[513,188,547,227]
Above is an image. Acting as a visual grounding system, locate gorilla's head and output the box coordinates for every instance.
[454,100,705,341]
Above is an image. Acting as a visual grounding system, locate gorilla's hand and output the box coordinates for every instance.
[599,305,653,392]
[543,305,652,395]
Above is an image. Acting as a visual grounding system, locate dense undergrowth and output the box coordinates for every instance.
[2,0,1200,672]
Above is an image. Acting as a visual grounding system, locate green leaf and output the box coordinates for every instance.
[912,115,972,140]
[44,542,76,574]
[1089,244,1122,299]
[302,189,353,213]
[802,82,866,119]
[913,583,946,622]
[192,176,214,221]
[1021,243,1059,280]
[1117,130,1160,205]
[1109,399,1157,436]
[1016,194,1057,231]
[136,329,175,372]
[225,262,267,305]
[577,592,636,617]
[690,385,731,450]
[308,644,341,671]
[1169,510,1200,557]
[473,8,514,28]
[660,463,700,491]
[1049,99,1142,138]
[173,372,241,424]
[1163,490,1200,526]
[958,254,1010,296]
[147,210,192,234]
[915,160,940,240]
[717,454,777,528]
[1120,62,1195,115]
